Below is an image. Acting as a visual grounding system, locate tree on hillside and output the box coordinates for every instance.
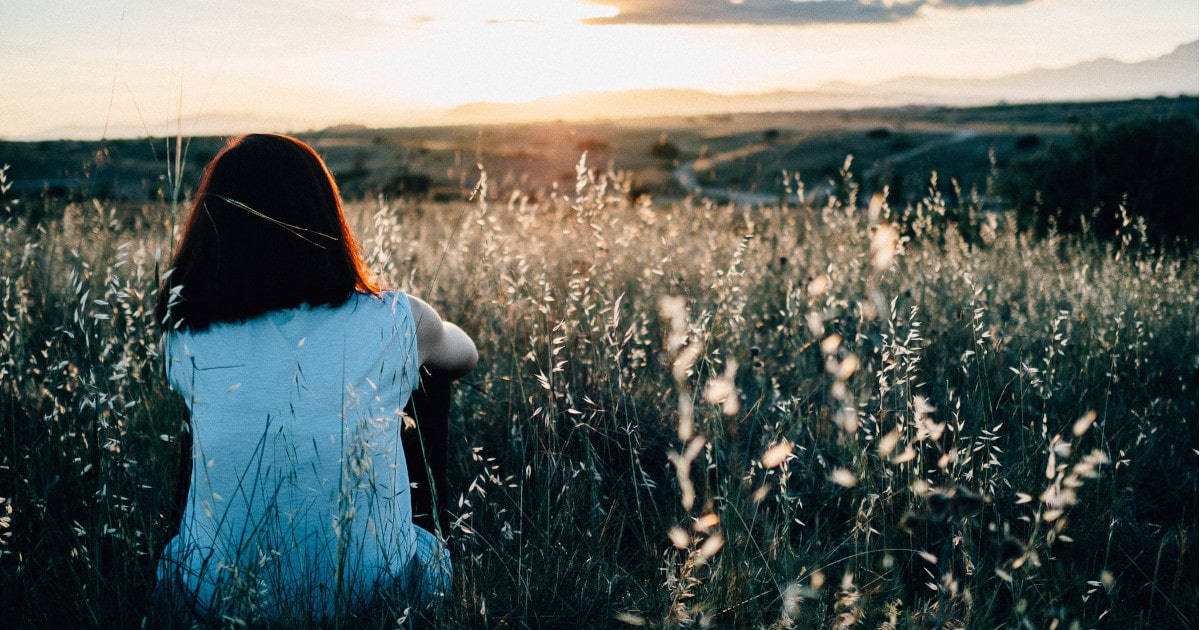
[650,133,681,166]
[387,168,433,197]
[1001,111,1198,247]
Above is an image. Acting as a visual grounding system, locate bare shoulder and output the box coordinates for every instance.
[406,294,478,379]
[405,293,438,329]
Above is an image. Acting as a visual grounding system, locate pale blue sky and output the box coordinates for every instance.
[2,0,1195,139]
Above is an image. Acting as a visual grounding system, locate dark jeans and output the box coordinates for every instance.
[401,369,454,536]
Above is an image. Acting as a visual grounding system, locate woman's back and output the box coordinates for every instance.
[159,291,425,620]
[153,133,474,623]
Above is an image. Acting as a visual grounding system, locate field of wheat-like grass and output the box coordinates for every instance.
[1,161,1195,628]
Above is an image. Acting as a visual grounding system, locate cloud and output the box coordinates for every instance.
[581,0,1036,26]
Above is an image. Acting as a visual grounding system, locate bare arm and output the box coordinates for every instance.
[408,294,478,380]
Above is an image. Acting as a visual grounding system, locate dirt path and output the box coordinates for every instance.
[886,129,979,164]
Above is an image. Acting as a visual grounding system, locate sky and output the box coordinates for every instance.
[2,0,1196,139]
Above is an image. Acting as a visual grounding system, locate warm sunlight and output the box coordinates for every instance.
[0,0,1195,138]
[2,3,1197,628]
[352,1,696,107]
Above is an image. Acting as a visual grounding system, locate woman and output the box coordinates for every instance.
[154,133,477,623]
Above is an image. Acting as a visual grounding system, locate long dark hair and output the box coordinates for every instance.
[156,133,378,331]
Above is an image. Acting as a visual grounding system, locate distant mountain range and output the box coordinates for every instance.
[435,40,1199,125]
[12,41,1196,141]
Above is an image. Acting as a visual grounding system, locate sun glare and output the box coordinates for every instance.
[376,3,683,107]
[469,0,618,24]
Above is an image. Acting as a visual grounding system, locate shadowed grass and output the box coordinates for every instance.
[1,161,1195,628]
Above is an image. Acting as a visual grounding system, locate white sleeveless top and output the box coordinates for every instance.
[157,291,421,619]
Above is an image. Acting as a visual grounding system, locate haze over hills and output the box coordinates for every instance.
[436,40,1199,125]
[9,40,1196,141]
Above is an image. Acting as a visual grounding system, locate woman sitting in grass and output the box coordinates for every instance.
[153,133,477,624]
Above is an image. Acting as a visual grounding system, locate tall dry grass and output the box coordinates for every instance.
[1,158,1195,628]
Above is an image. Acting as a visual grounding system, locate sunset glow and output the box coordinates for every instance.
[1,0,1195,139]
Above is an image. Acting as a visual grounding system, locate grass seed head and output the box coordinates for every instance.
[761,440,793,468]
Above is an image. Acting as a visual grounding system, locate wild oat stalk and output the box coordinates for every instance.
[1,153,1195,629]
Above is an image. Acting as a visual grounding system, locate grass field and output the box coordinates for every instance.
[0,156,1196,628]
